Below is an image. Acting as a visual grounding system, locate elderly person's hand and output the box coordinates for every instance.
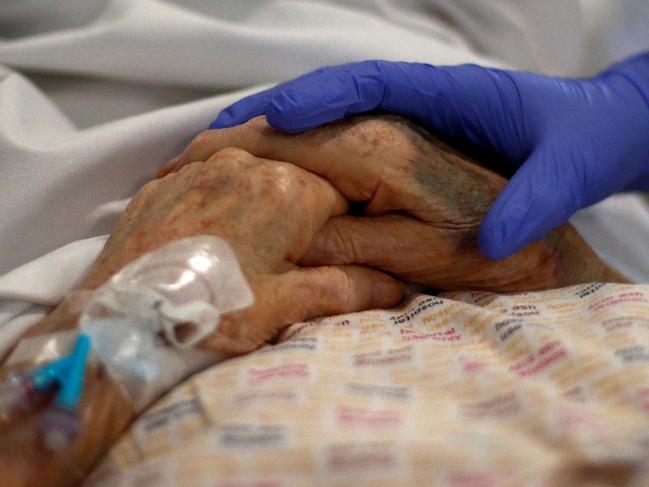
[0,150,403,486]
[161,115,625,291]
[83,147,403,352]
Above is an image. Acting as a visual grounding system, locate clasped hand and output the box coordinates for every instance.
[162,114,620,303]
[0,114,622,487]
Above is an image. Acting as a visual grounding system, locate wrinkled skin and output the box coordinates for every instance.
[0,151,403,486]
[82,148,403,353]
[161,115,625,290]
[0,114,625,486]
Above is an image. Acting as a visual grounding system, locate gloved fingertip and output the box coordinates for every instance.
[208,112,238,130]
[207,119,227,130]
[267,85,353,133]
[478,190,536,260]
[209,97,271,129]
[477,219,514,261]
[266,95,317,133]
[266,97,299,132]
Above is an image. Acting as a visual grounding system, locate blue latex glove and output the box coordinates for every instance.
[209,53,649,260]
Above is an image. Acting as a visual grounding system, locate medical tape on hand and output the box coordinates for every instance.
[77,236,254,410]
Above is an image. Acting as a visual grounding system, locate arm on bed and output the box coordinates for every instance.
[0,150,402,486]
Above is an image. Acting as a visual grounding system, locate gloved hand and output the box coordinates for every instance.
[209,52,649,260]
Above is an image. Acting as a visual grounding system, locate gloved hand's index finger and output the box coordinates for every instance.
[211,61,529,165]
[208,66,348,130]
[209,62,388,133]
[264,62,387,133]
[209,87,280,129]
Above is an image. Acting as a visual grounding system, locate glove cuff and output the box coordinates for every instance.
[601,51,649,112]
[602,52,649,189]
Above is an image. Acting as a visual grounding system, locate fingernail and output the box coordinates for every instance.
[488,205,527,259]
[372,280,404,306]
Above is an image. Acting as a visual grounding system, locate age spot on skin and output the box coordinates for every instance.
[411,149,492,229]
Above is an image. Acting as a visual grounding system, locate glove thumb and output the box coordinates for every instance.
[477,145,584,260]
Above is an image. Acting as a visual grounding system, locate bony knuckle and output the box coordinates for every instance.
[138,178,160,195]
[267,160,301,179]
[205,147,257,173]
[258,160,298,181]
[255,163,299,200]
[210,146,252,162]
[128,178,160,209]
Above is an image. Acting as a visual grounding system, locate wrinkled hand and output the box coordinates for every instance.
[161,115,624,291]
[0,146,405,487]
[83,147,403,353]
[205,56,649,260]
